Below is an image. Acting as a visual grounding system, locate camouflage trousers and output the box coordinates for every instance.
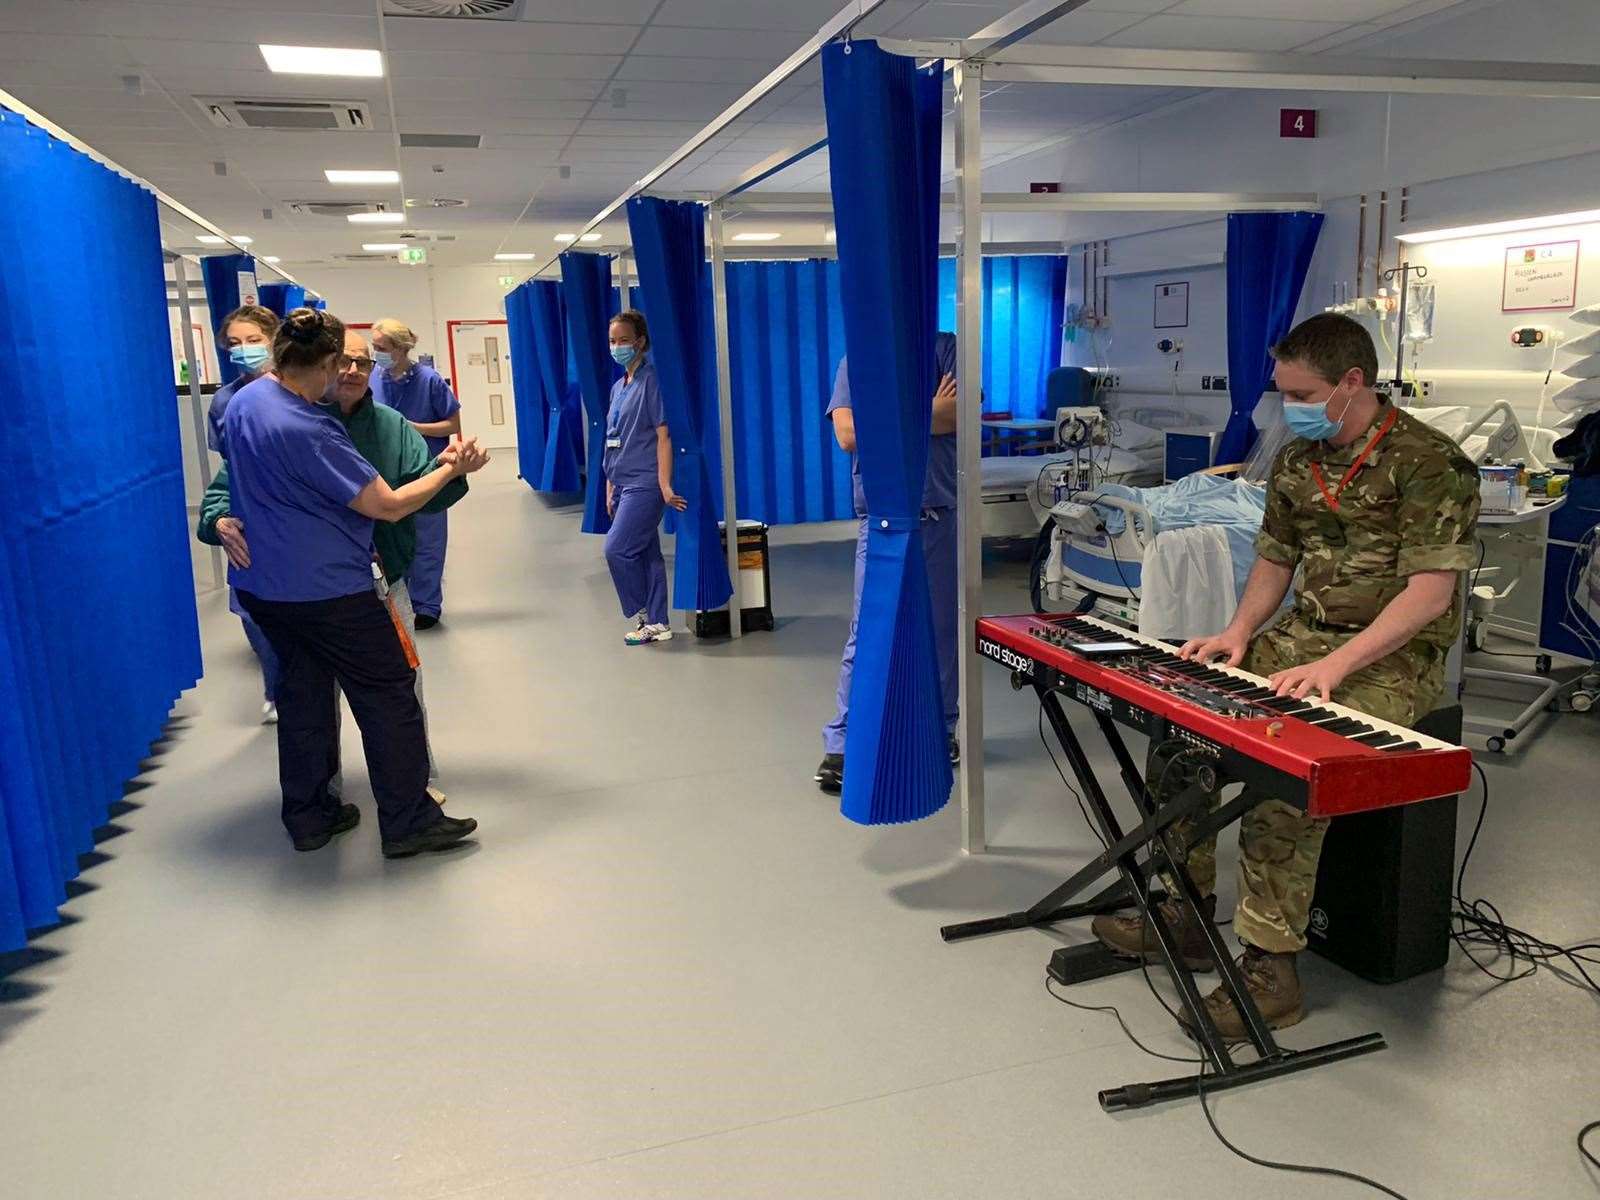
[1161,616,1444,953]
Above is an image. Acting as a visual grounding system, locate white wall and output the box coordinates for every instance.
[296,263,512,387]
[987,0,1600,428]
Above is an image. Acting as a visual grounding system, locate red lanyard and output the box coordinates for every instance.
[1310,406,1397,511]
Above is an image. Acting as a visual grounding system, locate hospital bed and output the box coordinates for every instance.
[979,404,1210,538]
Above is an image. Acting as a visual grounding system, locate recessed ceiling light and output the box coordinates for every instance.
[196,234,252,245]
[732,232,781,242]
[580,232,601,243]
[260,44,383,77]
[347,211,404,224]
[494,253,536,261]
[325,169,400,185]
[362,243,407,252]
[1396,208,1600,244]
[554,233,578,244]
[263,256,281,264]
[825,228,837,243]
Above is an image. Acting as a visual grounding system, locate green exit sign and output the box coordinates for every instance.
[399,246,427,264]
[498,274,516,288]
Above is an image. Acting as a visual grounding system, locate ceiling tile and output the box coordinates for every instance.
[513,0,661,18]
[1102,13,1348,51]
[629,25,812,59]
[1168,0,1415,19]
[652,0,857,33]
[1075,0,1190,12]
[614,56,771,85]
[380,21,637,54]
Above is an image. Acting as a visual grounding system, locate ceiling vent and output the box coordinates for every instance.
[286,200,392,218]
[199,97,371,132]
[396,231,458,244]
[400,133,482,149]
[406,196,469,209]
[383,0,524,17]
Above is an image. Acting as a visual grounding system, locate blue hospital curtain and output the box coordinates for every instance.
[530,281,583,493]
[0,112,202,950]
[626,197,733,613]
[199,252,257,384]
[561,251,617,533]
[504,282,547,487]
[938,254,1068,418]
[257,280,305,318]
[823,41,952,826]
[1221,211,1325,464]
[726,259,854,524]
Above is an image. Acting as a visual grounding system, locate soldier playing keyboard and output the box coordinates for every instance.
[1092,313,1480,1040]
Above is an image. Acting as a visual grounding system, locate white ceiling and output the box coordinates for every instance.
[0,0,1491,269]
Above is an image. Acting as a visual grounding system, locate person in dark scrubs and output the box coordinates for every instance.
[371,318,461,630]
[602,310,686,646]
[224,308,487,858]
[205,303,283,722]
[815,332,962,795]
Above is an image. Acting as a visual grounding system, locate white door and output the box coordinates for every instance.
[451,320,517,450]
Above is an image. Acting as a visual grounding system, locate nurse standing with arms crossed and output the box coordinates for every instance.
[371,318,461,630]
[603,311,686,646]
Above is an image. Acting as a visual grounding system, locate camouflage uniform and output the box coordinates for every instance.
[1167,403,1480,953]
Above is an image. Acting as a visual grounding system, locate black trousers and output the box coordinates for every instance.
[237,589,442,844]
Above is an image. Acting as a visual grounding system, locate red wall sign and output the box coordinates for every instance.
[1280,109,1317,138]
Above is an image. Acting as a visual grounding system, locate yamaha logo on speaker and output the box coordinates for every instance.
[1309,907,1330,936]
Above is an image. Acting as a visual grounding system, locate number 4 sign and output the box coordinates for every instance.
[1280,109,1317,138]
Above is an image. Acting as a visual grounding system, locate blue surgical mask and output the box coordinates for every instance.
[610,344,637,368]
[373,350,394,369]
[1283,385,1349,442]
[229,343,270,372]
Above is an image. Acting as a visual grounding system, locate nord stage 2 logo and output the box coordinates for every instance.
[977,637,1035,676]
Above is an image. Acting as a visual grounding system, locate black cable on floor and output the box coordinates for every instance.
[1450,764,1600,996]
[1195,1061,1413,1200]
[1580,1120,1599,1172]
[1043,976,1197,1066]
[1034,718,1407,1198]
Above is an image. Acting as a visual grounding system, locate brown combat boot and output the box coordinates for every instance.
[1179,945,1305,1043]
[1090,893,1218,971]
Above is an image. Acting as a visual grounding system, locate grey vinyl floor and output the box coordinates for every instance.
[3,457,1597,1200]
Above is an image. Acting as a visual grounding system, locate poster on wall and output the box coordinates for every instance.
[1502,241,1579,312]
[237,269,259,307]
[1154,280,1190,329]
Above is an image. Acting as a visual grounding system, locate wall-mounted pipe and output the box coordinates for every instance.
[1357,194,1368,298]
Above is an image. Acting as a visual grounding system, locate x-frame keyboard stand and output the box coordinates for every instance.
[941,681,1386,1111]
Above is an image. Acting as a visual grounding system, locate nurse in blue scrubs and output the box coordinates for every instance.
[371,318,461,630]
[205,303,283,722]
[602,310,687,646]
[225,307,486,859]
[816,332,962,795]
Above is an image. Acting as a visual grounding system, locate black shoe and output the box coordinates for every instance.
[949,735,961,765]
[382,814,478,859]
[292,803,360,852]
[815,753,843,795]
[414,614,440,631]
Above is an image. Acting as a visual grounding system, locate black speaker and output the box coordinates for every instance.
[1306,705,1462,984]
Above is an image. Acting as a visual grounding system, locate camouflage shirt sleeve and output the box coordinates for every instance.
[1253,444,1300,568]
[1394,447,1480,575]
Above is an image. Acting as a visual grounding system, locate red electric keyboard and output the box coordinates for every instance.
[976,612,1471,818]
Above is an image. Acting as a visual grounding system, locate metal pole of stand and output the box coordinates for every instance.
[707,203,744,638]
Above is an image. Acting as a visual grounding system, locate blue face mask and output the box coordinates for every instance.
[229,343,270,372]
[1283,385,1349,442]
[372,350,394,369]
[610,343,637,368]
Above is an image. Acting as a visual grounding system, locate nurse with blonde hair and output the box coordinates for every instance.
[371,318,462,628]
